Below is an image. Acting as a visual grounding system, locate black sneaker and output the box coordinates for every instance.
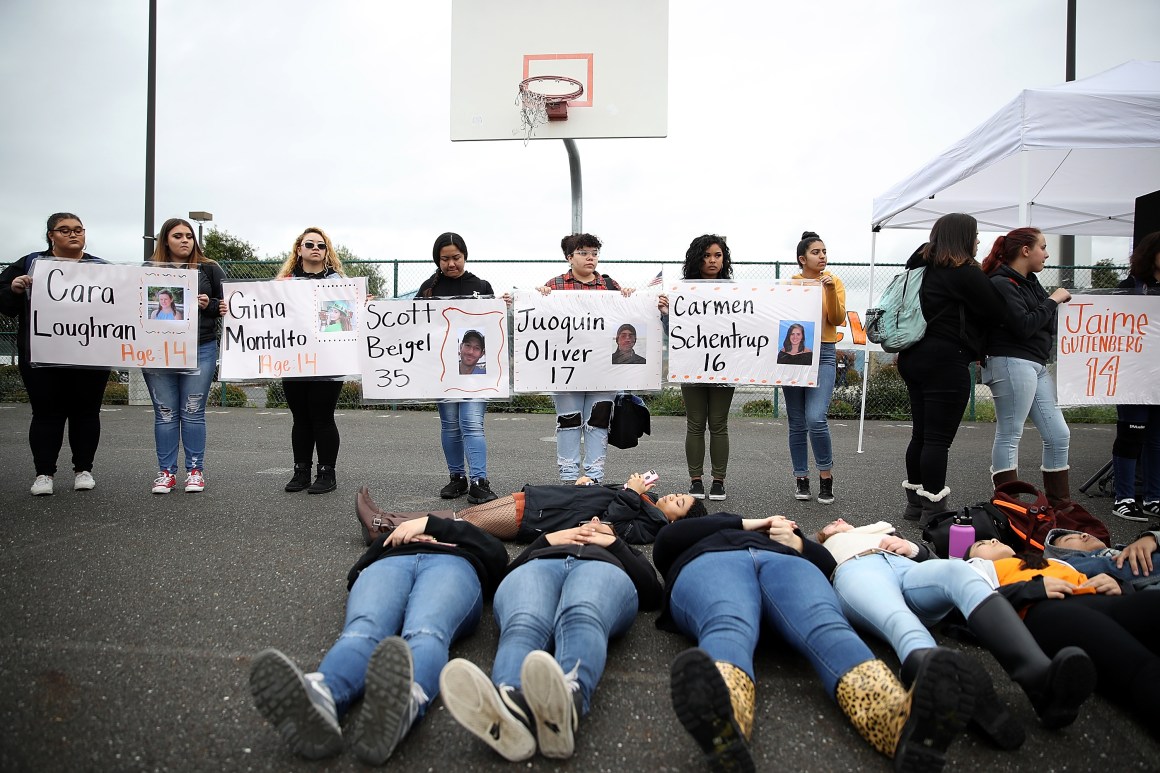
[670,648,753,773]
[818,476,834,505]
[689,479,705,499]
[708,480,726,501]
[794,476,811,501]
[1112,498,1148,521]
[440,659,536,762]
[1142,500,1160,519]
[468,478,498,505]
[440,474,469,499]
[249,649,343,760]
[351,637,420,765]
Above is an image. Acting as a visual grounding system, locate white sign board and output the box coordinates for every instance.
[28,260,198,368]
[1056,295,1160,405]
[360,298,510,399]
[666,281,823,387]
[512,290,662,392]
[219,277,366,379]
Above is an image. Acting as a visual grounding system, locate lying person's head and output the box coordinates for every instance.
[650,492,708,522]
[1049,531,1108,552]
[816,517,854,543]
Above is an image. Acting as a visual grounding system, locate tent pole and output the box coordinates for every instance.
[1019,151,1030,226]
[857,229,878,454]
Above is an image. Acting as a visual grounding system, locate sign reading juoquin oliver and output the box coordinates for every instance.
[512,290,663,392]
[665,281,823,387]
[28,259,198,368]
[359,298,509,399]
[218,276,366,379]
[1056,295,1160,405]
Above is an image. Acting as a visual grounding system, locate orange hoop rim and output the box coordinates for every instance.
[518,75,584,103]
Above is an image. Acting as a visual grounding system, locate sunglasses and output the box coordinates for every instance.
[302,241,325,250]
[52,227,85,236]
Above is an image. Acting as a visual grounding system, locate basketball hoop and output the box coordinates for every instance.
[516,75,585,143]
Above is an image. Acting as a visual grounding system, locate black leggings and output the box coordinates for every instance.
[282,379,342,466]
[20,363,110,476]
[897,337,973,493]
[1022,591,1160,719]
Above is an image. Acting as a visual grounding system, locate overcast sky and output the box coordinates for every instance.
[2,0,1158,286]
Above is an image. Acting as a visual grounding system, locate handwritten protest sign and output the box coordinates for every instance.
[28,259,198,368]
[218,277,366,379]
[360,298,509,399]
[1056,295,1160,405]
[512,290,662,392]
[666,281,822,386]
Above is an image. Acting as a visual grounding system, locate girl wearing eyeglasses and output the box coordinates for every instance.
[277,227,347,494]
[0,213,111,496]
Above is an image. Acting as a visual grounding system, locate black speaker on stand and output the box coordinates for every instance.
[1135,189,1160,244]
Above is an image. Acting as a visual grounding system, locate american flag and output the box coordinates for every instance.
[647,269,663,287]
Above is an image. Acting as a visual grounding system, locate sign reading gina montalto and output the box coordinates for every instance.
[218,276,367,379]
[28,259,198,369]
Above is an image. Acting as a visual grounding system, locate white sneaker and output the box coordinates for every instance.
[30,474,54,496]
[74,471,96,491]
[521,650,581,759]
[440,658,536,761]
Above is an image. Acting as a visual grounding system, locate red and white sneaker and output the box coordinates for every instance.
[152,470,177,494]
[185,469,206,493]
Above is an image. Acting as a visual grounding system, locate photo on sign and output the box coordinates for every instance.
[457,328,487,376]
[147,286,186,321]
[777,320,815,366]
[317,298,356,334]
[611,322,647,365]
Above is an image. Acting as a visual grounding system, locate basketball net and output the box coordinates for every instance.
[516,89,550,145]
[515,76,584,145]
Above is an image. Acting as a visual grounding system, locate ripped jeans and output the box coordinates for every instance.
[552,391,615,482]
[142,340,218,473]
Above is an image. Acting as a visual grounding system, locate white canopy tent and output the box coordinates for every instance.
[858,60,1160,451]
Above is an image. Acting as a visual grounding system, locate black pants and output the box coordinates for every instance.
[282,379,342,466]
[1022,591,1160,718]
[19,363,110,476]
[897,337,973,493]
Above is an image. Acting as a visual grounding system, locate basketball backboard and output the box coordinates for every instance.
[450,0,668,141]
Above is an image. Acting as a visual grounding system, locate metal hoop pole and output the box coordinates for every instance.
[564,139,583,233]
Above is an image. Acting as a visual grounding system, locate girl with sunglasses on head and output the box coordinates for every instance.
[0,213,111,496]
[418,233,500,505]
[143,218,225,494]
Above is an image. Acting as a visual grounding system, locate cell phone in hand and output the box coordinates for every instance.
[641,470,659,485]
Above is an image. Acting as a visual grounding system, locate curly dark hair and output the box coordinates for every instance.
[682,234,732,280]
[1129,231,1160,283]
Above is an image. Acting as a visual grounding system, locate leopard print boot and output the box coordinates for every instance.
[670,648,755,773]
[835,653,973,773]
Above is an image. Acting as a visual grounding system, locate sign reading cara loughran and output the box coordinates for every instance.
[28,259,199,369]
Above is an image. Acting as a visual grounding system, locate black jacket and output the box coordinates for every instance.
[652,514,836,632]
[985,264,1057,364]
[346,517,509,597]
[1120,275,1160,295]
[507,534,663,611]
[517,484,670,544]
[906,250,1007,359]
[417,271,494,299]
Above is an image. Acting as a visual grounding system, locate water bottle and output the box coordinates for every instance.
[948,522,976,560]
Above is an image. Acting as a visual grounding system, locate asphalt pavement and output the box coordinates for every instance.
[1,403,1157,772]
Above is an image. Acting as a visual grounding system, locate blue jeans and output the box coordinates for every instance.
[318,553,483,718]
[831,553,995,663]
[1113,405,1160,502]
[783,342,836,477]
[982,356,1070,473]
[438,399,488,479]
[552,391,615,481]
[491,558,638,715]
[669,549,872,697]
[142,340,218,473]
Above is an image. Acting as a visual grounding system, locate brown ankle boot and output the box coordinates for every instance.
[991,468,1019,490]
[835,654,972,768]
[1041,468,1073,510]
[670,649,755,772]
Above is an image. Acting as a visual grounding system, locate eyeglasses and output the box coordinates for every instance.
[572,249,599,258]
[302,241,325,250]
[52,227,85,236]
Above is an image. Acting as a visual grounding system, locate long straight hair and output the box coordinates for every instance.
[923,213,978,268]
[150,217,215,266]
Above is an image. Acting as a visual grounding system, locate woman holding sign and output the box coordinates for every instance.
[538,234,634,484]
[142,218,225,494]
[783,231,845,505]
[0,213,110,496]
[417,233,499,504]
[278,227,347,495]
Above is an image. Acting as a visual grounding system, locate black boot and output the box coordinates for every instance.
[902,647,1023,750]
[917,486,951,528]
[967,594,1096,729]
[308,465,337,494]
[467,478,498,505]
[440,474,468,499]
[902,482,923,521]
[285,463,312,493]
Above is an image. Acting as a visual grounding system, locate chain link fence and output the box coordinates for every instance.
[0,259,1130,422]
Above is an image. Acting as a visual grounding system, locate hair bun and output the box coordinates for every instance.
[801,231,820,240]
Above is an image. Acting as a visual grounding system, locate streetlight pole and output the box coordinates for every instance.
[189,211,213,244]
